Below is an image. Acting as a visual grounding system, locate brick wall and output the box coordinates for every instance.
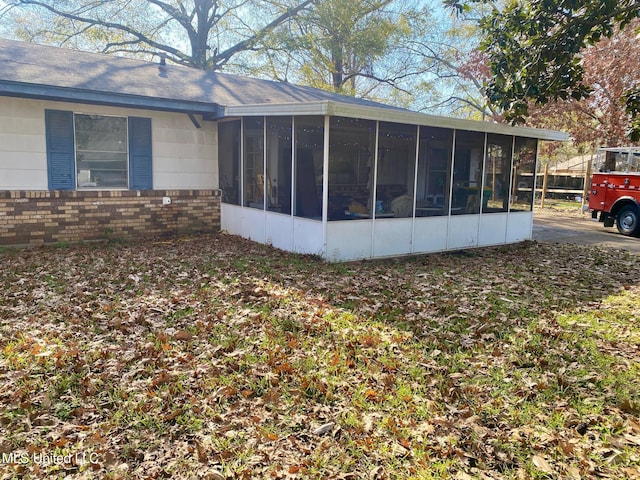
[0,190,221,246]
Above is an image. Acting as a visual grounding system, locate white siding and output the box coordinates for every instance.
[293,217,325,256]
[0,98,48,189]
[266,212,294,252]
[153,113,217,189]
[0,97,217,190]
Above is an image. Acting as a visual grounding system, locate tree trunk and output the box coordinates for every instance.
[332,48,344,91]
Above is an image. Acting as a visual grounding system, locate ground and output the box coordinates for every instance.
[533,204,640,253]
[0,227,639,479]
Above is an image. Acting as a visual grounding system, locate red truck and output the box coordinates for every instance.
[588,147,640,236]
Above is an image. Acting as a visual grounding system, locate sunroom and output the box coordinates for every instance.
[218,101,566,261]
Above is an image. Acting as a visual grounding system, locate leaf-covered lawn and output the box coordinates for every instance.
[1,234,639,479]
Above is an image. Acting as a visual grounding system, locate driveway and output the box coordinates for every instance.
[533,210,640,254]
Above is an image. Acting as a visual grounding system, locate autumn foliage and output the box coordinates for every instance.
[528,21,640,148]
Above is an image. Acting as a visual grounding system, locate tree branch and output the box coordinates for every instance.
[213,0,315,68]
[16,0,194,63]
[146,0,194,32]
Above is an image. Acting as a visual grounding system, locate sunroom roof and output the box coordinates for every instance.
[225,101,568,141]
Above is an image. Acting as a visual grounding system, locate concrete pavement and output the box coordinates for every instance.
[532,211,640,254]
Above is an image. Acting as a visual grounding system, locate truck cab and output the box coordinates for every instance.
[588,147,640,236]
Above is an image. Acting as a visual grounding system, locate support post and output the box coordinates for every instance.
[581,154,592,212]
[540,163,549,208]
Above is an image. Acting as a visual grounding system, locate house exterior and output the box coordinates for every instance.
[0,38,567,260]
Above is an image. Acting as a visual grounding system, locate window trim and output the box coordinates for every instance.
[45,109,152,191]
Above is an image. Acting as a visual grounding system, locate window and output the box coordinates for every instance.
[416,127,453,217]
[266,117,292,214]
[375,122,417,218]
[243,117,265,209]
[220,116,324,217]
[510,137,538,211]
[75,114,128,188]
[452,131,485,215]
[294,116,324,219]
[219,120,241,205]
[482,134,513,214]
[328,117,376,220]
[45,110,152,190]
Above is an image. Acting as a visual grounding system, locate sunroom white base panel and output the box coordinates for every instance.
[373,218,413,258]
[222,204,326,256]
[221,203,243,236]
[478,213,508,247]
[447,215,480,250]
[414,216,448,254]
[506,211,534,243]
[265,212,293,252]
[241,206,267,243]
[325,220,373,262]
[293,217,325,256]
[221,204,535,262]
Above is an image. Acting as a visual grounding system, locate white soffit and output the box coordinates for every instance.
[224,101,568,142]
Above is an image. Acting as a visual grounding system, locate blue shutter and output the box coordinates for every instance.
[45,110,75,190]
[128,117,152,190]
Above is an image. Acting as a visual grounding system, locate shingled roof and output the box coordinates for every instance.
[0,38,569,141]
[0,37,400,116]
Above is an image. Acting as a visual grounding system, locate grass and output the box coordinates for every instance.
[535,198,586,214]
[0,233,638,479]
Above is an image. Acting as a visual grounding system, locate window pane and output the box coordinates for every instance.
[75,114,127,188]
[294,116,324,219]
[266,117,292,214]
[243,117,264,209]
[510,137,538,211]
[328,117,376,220]
[594,148,640,172]
[416,127,453,217]
[219,120,241,205]
[452,131,485,215]
[482,134,512,213]
[375,122,417,218]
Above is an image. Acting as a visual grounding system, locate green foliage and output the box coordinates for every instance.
[475,0,640,138]
[263,0,411,95]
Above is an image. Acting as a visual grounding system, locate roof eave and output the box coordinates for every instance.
[0,80,224,117]
[225,100,334,117]
[225,101,568,142]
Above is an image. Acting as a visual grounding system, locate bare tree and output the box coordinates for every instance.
[2,0,314,70]
[399,3,499,120]
[244,0,412,95]
[243,0,467,105]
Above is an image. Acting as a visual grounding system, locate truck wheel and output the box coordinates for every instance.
[616,205,640,236]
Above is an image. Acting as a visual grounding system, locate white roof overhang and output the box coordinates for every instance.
[224,100,568,142]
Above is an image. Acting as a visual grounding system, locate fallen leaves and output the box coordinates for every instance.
[311,422,335,436]
[173,330,193,342]
[532,454,555,475]
[0,234,638,478]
